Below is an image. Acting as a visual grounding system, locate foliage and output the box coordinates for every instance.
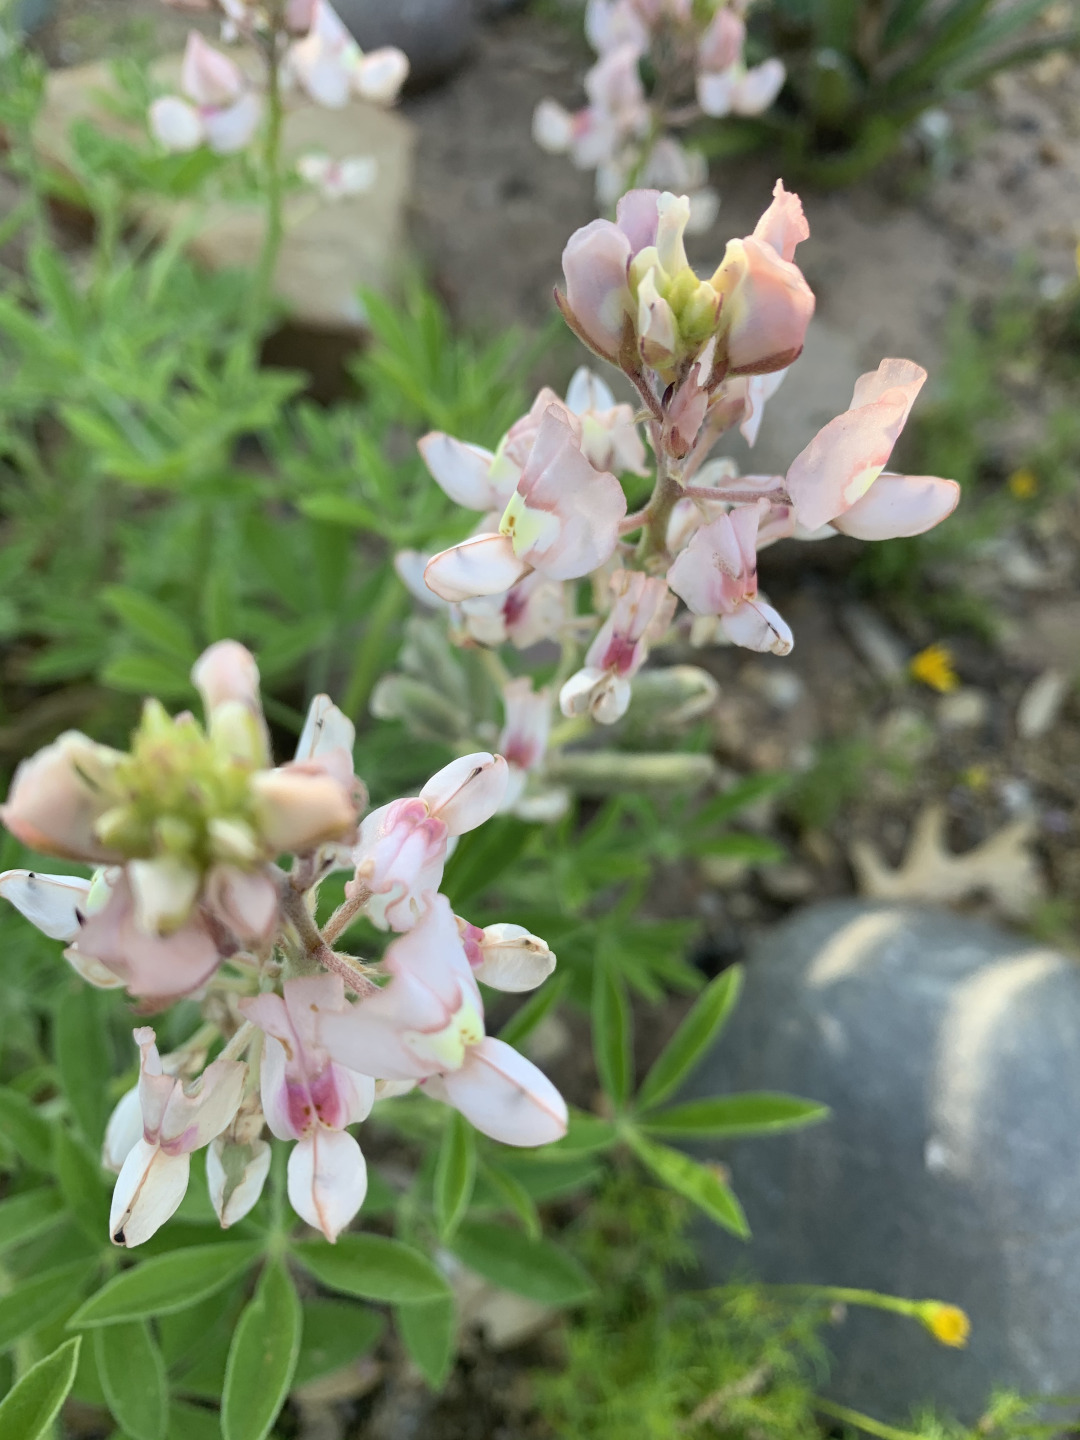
[739,0,1080,182]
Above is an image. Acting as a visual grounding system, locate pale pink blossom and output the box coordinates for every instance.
[109,1027,245,1247]
[696,10,785,118]
[349,754,508,931]
[457,916,557,993]
[667,504,793,654]
[585,0,650,55]
[785,359,960,536]
[287,1,408,107]
[207,1099,272,1229]
[423,409,626,603]
[560,569,677,723]
[297,152,377,199]
[149,32,262,155]
[498,678,553,809]
[318,896,567,1146]
[241,975,374,1241]
[711,184,814,376]
[565,368,648,475]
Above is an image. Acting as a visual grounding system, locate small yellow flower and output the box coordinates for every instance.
[1007,467,1038,500]
[909,643,959,694]
[962,764,989,792]
[918,1302,971,1348]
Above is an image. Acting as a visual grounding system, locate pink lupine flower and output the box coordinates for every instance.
[457,915,557,993]
[667,503,793,654]
[287,1,408,107]
[423,409,627,603]
[584,0,650,55]
[109,1027,246,1247]
[348,753,508,931]
[0,644,361,997]
[784,358,960,537]
[395,551,567,653]
[711,182,814,376]
[149,32,262,155]
[566,368,648,475]
[560,569,677,723]
[296,152,377,199]
[318,896,567,1147]
[241,975,374,1241]
[499,678,552,809]
[696,7,785,118]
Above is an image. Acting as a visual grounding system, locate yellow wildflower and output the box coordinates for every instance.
[918,1301,971,1349]
[909,643,959,694]
[962,764,989,792]
[1007,467,1038,500]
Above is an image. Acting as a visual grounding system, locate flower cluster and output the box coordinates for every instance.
[391,184,958,783]
[0,644,566,1247]
[150,0,408,191]
[534,0,785,223]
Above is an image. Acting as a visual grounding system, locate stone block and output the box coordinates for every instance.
[693,900,1080,1423]
[34,52,416,335]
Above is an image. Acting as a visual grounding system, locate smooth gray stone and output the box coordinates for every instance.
[333,0,477,87]
[15,0,56,30]
[693,900,1080,1424]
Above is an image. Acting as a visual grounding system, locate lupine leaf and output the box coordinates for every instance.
[0,1336,81,1440]
[635,967,743,1112]
[70,1243,261,1326]
[221,1259,302,1440]
[449,1221,594,1305]
[293,1235,451,1305]
[94,1320,169,1440]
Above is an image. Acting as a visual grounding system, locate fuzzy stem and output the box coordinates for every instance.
[634,446,684,570]
[278,880,378,996]
[323,884,371,946]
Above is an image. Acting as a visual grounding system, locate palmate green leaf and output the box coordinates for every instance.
[434,1112,476,1241]
[0,1259,99,1350]
[449,1221,594,1306]
[168,1398,223,1440]
[101,586,198,664]
[0,1086,54,1171]
[591,960,632,1108]
[696,834,786,863]
[634,967,744,1113]
[0,1336,81,1440]
[94,1320,169,1440]
[69,1243,261,1327]
[640,1093,830,1140]
[293,1299,384,1389]
[539,1109,619,1157]
[477,1161,541,1240]
[397,1296,456,1390]
[101,652,194,700]
[297,493,385,532]
[627,1132,749,1239]
[221,1259,301,1440]
[292,1234,451,1305]
[0,1188,65,1256]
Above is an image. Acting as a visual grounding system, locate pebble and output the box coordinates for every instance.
[840,604,908,682]
[759,863,816,904]
[937,688,990,730]
[1017,668,1071,740]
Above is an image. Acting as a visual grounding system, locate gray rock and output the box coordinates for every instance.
[333,0,477,87]
[14,0,56,30]
[693,901,1080,1424]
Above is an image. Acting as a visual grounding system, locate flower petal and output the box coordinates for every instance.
[420,753,509,835]
[208,1134,272,1228]
[110,1140,190,1247]
[0,869,91,942]
[471,923,556,992]
[417,433,499,511]
[426,1037,567,1146]
[287,1129,367,1242]
[832,472,960,540]
[149,96,204,152]
[424,533,531,604]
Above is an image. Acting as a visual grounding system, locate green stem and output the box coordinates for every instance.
[814,1398,924,1440]
[249,39,286,332]
[634,446,683,571]
[700,1282,919,1321]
